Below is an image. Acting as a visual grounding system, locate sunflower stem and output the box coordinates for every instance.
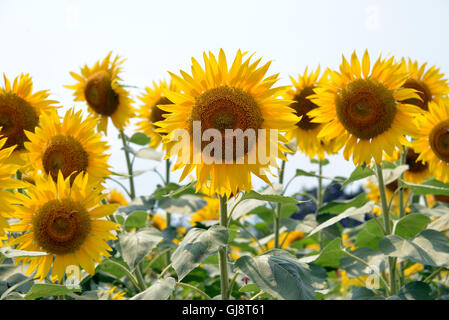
[120,130,136,200]
[317,160,324,249]
[134,264,147,292]
[398,148,408,287]
[176,282,212,300]
[103,259,140,292]
[375,162,397,296]
[165,159,172,227]
[274,160,286,248]
[218,194,230,300]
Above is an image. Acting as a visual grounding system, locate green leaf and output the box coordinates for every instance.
[239,283,260,293]
[312,238,346,268]
[378,230,449,267]
[349,287,385,300]
[171,225,229,281]
[25,284,80,300]
[340,247,385,278]
[355,218,385,250]
[130,277,176,300]
[342,166,375,188]
[158,195,207,216]
[234,251,315,300]
[318,193,368,214]
[396,281,435,300]
[394,213,430,239]
[162,181,197,199]
[0,247,48,258]
[280,215,318,233]
[119,227,164,271]
[380,165,409,185]
[240,190,300,204]
[402,178,449,196]
[129,132,151,145]
[308,202,374,237]
[124,211,148,230]
[279,202,299,218]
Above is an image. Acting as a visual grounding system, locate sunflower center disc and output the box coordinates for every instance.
[190,86,263,160]
[336,79,396,140]
[32,199,91,254]
[430,120,449,163]
[405,148,428,173]
[402,79,432,111]
[42,134,88,181]
[386,180,399,192]
[84,71,119,116]
[290,86,320,130]
[0,93,39,150]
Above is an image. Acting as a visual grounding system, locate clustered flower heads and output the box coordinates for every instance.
[0,49,448,301]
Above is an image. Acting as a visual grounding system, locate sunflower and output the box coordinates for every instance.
[65,52,134,134]
[190,197,219,225]
[106,188,129,206]
[285,67,340,160]
[398,58,449,111]
[106,286,126,300]
[384,148,430,184]
[0,74,58,165]
[136,80,176,149]
[24,108,110,184]
[157,49,299,196]
[0,137,27,245]
[413,99,449,182]
[264,231,304,251]
[9,172,119,282]
[365,179,410,215]
[309,50,423,165]
[149,213,167,230]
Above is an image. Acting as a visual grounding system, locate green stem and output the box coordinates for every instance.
[120,130,136,200]
[176,282,212,300]
[227,272,239,298]
[159,263,173,279]
[274,160,286,248]
[375,162,397,295]
[218,194,230,300]
[103,259,140,292]
[398,148,407,287]
[424,267,446,283]
[134,264,147,291]
[317,160,324,248]
[165,159,172,227]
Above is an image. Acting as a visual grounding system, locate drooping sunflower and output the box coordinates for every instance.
[136,80,176,149]
[285,67,340,160]
[0,138,27,245]
[24,108,110,183]
[106,188,129,206]
[65,52,134,134]
[413,99,449,182]
[384,148,430,184]
[0,74,58,164]
[398,58,449,111]
[157,49,300,196]
[9,172,119,282]
[309,50,423,165]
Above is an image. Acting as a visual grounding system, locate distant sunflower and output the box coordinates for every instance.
[365,179,410,215]
[191,197,219,225]
[136,81,176,148]
[309,50,423,165]
[0,74,57,164]
[65,52,134,134]
[399,58,449,111]
[0,138,27,245]
[149,213,167,230]
[413,99,449,182]
[106,189,129,206]
[157,49,299,196]
[9,172,119,282]
[285,67,340,160]
[24,108,110,183]
[385,148,430,184]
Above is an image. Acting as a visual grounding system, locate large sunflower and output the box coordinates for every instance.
[0,74,57,164]
[65,52,134,134]
[413,99,449,182]
[136,80,176,149]
[157,49,299,196]
[285,67,340,160]
[309,50,423,165]
[0,138,26,245]
[24,108,110,183]
[398,58,449,111]
[9,172,119,282]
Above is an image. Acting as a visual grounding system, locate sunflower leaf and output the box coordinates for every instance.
[342,166,375,188]
[129,132,151,145]
[130,277,176,300]
[24,284,80,300]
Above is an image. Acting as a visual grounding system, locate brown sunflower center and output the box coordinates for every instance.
[429,120,449,163]
[402,79,432,111]
[150,97,172,136]
[405,148,428,173]
[32,199,91,254]
[84,71,119,116]
[190,86,263,160]
[336,79,396,140]
[290,86,320,130]
[42,134,88,181]
[386,180,399,192]
[434,195,449,203]
[0,93,39,150]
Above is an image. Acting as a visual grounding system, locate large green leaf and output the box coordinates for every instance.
[394,213,430,239]
[280,215,317,234]
[119,227,164,271]
[340,247,385,278]
[380,165,409,185]
[342,166,375,188]
[349,287,385,300]
[234,251,315,300]
[308,238,346,268]
[171,225,228,281]
[378,229,449,267]
[25,284,80,300]
[396,281,436,300]
[402,179,449,196]
[124,210,148,230]
[355,218,385,250]
[130,277,176,300]
[129,132,151,145]
[318,193,368,215]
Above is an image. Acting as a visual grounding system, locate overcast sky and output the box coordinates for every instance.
[1,0,448,198]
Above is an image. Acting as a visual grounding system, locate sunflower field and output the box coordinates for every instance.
[1,1,449,304]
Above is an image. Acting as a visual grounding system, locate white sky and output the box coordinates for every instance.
[1,0,448,198]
